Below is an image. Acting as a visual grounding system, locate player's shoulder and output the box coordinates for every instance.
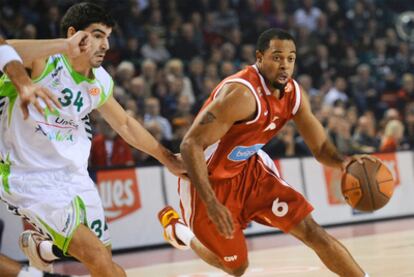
[94,66,114,96]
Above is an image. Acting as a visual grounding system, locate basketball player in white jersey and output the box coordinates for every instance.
[0,38,72,277]
[1,3,185,277]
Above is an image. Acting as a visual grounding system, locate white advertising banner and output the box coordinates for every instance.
[303,151,414,225]
[96,166,166,249]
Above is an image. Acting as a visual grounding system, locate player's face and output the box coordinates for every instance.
[83,23,112,68]
[256,39,296,89]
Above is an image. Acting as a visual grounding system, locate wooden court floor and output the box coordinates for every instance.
[55,217,414,277]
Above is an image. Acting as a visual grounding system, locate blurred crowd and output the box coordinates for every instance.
[1,0,414,168]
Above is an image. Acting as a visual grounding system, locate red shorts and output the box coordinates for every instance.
[178,151,313,269]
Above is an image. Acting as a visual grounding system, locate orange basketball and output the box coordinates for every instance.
[341,158,395,212]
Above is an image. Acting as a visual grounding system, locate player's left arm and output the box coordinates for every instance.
[293,88,347,169]
[97,96,186,177]
[293,88,376,169]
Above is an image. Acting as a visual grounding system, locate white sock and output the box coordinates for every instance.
[17,265,43,277]
[175,222,195,246]
[39,240,59,262]
[364,274,370,277]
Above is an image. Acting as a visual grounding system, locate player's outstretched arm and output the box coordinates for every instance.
[293,88,378,171]
[0,38,61,119]
[6,31,90,72]
[98,96,186,177]
[293,88,346,169]
[180,83,256,239]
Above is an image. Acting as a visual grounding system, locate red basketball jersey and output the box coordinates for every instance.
[201,65,302,180]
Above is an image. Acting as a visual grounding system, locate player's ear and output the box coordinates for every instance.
[67,26,77,38]
[256,50,263,63]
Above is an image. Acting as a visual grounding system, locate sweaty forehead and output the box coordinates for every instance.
[267,39,296,54]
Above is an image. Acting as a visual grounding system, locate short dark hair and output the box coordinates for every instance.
[60,2,115,36]
[256,28,296,52]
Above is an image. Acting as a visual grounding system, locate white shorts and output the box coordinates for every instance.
[0,166,110,254]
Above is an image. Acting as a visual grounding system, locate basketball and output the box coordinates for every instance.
[341,158,395,212]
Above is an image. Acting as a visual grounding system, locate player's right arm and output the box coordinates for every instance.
[0,38,60,118]
[180,83,256,238]
[6,31,90,78]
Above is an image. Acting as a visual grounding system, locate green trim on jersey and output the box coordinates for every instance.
[0,78,18,126]
[97,77,114,107]
[61,55,96,84]
[36,195,85,254]
[32,57,59,83]
[0,76,17,97]
[0,156,11,194]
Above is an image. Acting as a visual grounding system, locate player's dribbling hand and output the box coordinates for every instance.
[66,31,91,58]
[342,154,380,171]
[17,83,61,119]
[206,200,234,239]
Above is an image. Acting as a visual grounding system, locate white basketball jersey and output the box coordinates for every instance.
[0,54,113,172]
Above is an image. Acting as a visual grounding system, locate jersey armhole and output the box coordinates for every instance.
[213,78,261,125]
[292,79,301,115]
[32,56,57,83]
[97,77,114,108]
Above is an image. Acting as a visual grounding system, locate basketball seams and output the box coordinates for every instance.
[342,161,364,208]
[362,162,376,211]
[377,165,395,199]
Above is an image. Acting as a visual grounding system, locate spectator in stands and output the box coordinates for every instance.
[350,64,378,113]
[140,58,157,97]
[326,107,353,154]
[144,97,173,140]
[90,120,135,167]
[115,61,136,88]
[403,103,414,149]
[36,5,60,38]
[397,73,414,111]
[294,0,322,32]
[211,0,239,36]
[121,37,142,68]
[138,120,171,164]
[188,56,205,97]
[352,116,379,154]
[323,76,348,106]
[240,44,256,65]
[165,59,195,104]
[168,22,202,63]
[298,74,319,97]
[380,119,405,152]
[141,32,170,64]
[21,24,37,39]
[220,61,236,78]
[264,122,310,157]
[129,77,148,114]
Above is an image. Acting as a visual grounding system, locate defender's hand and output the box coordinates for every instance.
[165,153,188,180]
[206,200,234,239]
[18,83,61,119]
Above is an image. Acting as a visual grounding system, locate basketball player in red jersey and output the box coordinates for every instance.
[159,29,369,277]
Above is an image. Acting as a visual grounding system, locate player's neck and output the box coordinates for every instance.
[68,56,93,79]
